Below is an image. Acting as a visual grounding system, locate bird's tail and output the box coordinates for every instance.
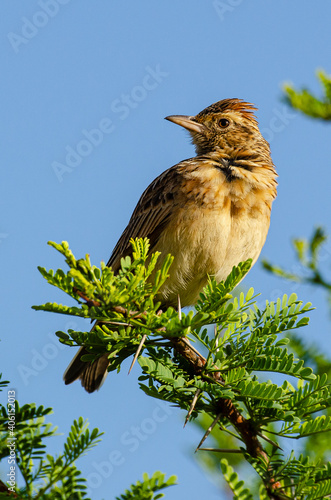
[63,347,109,393]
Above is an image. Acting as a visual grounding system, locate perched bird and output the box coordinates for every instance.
[64,98,277,392]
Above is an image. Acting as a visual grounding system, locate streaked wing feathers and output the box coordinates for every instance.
[107,166,180,272]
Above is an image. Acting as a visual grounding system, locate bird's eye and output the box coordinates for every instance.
[219,118,230,128]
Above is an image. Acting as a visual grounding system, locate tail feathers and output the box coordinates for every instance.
[63,347,109,393]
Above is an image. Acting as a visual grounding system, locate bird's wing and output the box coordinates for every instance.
[66,165,180,392]
[107,165,181,272]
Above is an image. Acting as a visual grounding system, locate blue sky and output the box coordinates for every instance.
[1,1,331,499]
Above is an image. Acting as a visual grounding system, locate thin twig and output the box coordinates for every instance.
[195,412,222,452]
[73,288,101,307]
[180,336,207,359]
[128,334,147,374]
[98,320,134,328]
[258,432,283,450]
[184,388,201,428]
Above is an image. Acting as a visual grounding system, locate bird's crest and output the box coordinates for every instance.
[197,98,258,123]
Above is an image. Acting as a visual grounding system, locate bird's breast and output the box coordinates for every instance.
[155,174,271,307]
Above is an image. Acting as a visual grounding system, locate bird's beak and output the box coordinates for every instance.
[165,115,205,134]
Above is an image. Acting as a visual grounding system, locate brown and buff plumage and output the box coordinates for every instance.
[64,98,277,392]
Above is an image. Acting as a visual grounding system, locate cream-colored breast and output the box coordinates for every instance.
[154,165,273,307]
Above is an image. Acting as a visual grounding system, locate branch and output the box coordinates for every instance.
[75,291,284,498]
[170,336,285,499]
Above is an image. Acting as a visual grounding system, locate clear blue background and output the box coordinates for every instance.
[1,1,331,498]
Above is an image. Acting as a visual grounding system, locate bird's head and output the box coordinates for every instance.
[166,98,269,160]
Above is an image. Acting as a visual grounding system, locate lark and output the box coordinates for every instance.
[64,99,277,392]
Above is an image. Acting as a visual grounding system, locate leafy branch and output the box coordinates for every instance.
[262,227,331,307]
[283,70,331,120]
[0,376,176,499]
[29,238,331,499]
[0,383,103,499]
[115,471,177,500]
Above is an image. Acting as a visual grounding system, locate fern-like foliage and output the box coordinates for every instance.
[0,391,102,499]
[31,239,331,499]
[115,471,177,500]
[283,69,331,120]
[220,459,254,500]
[249,452,331,499]
[263,227,331,304]
[261,225,331,491]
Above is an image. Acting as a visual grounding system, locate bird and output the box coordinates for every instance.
[63,98,277,393]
